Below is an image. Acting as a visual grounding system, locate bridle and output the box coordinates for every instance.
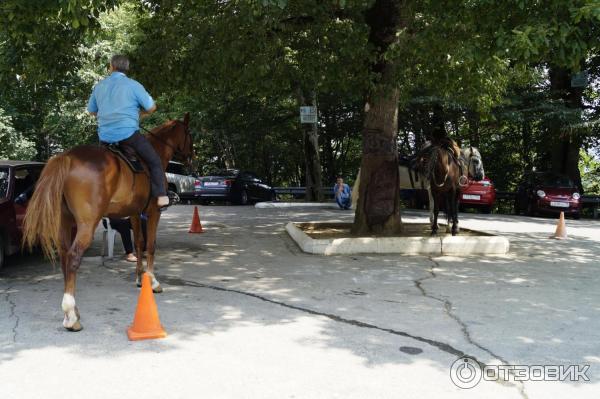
[141,121,193,166]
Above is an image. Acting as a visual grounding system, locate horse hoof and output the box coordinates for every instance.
[153,285,163,294]
[65,321,83,332]
[430,231,438,237]
[136,282,142,288]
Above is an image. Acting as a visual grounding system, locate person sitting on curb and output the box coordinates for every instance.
[333,176,352,210]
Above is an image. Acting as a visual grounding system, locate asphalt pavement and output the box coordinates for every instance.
[1,205,599,398]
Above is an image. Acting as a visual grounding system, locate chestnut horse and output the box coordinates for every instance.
[418,140,463,235]
[23,114,193,331]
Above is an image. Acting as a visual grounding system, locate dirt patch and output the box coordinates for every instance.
[296,222,489,239]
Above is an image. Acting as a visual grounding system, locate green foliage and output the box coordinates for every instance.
[0,0,599,192]
[580,149,600,194]
[0,108,36,160]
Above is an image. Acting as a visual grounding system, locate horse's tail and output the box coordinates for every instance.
[22,154,71,261]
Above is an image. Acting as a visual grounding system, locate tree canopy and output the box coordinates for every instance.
[1,0,599,200]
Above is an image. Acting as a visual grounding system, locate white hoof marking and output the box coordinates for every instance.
[61,293,78,328]
[151,275,160,290]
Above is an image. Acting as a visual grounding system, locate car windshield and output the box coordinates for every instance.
[0,168,8,199]
[208,169,239,177]
[538,174,574,188]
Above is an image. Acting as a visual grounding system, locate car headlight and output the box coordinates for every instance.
[536,190,546,198]
[572,192,580,200]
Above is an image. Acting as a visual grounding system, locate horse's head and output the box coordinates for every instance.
[461,146,485,181]
[171,113,194,168]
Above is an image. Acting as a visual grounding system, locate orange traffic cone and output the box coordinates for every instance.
[550,211,567,240]
[127,273,167,341]
[189,206,204,234]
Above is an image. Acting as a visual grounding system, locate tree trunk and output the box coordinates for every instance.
[352,0,405,235]
[548,66,584,191]
[298,90,323,202]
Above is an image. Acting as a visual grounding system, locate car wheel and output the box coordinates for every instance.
[239,189,248,205]
[0,235,5,270]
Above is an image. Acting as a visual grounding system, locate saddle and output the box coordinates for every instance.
[102,143,146,173]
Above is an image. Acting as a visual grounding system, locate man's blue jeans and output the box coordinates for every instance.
[336,195,351,210]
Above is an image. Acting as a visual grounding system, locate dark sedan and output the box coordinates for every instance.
[196,169,276,205]
[0,160,45,268]
[515,171,582,218]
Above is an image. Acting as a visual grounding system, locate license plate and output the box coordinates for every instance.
[204,182,220,186]
[463,194,481,200]
[550,201,569,208]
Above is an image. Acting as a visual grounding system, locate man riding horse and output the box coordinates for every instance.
[23,54,194,332]
[87,54,169,208]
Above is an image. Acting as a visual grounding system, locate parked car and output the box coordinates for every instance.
[459,177,496,214]
[0,160,45,269]
[165,161,201,202]
[196,169,276,205]
[515,171,582,218]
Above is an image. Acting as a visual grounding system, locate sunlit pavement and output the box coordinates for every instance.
[1,205,599,399]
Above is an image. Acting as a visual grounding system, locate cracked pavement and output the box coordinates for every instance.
[1,205,599,398]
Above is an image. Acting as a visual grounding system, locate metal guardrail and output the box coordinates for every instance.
[274,187,335,199]
[581,195,600,206]
[275,186,600,211]
[495,191,516,201]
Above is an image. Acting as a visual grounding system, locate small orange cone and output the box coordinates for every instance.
[127,273,167,341]
[550,211,567,240]
[189,206,204,233]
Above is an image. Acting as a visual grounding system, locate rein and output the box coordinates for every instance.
[428,147,449,188]
[140,122,192,164]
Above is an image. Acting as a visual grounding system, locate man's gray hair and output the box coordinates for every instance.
[110,54,130,73]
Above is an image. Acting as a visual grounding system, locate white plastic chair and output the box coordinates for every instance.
[101,217,116,259]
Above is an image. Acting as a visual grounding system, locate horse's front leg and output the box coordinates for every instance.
[131,215,145,287]
[144,208,162,293]
[427,185,434,224]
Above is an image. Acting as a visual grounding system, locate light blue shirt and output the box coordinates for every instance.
[87,72,155,143]
[333,183,351,199]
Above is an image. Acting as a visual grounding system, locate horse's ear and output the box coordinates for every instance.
[183,112,190,126]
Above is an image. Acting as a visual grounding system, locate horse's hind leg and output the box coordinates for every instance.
[431,195,439,236]
[131,214,145,287]
[451,190,460,236]
[62,221,96,332]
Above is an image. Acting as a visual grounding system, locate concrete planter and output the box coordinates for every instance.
[286,222,509,256]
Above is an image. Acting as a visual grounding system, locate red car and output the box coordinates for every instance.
[515,172,581,218]
[459,177,496,214]
[0,160,45,269]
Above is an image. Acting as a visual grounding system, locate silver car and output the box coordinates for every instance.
[165,161,200,202]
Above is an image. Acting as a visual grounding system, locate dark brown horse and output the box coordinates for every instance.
[418,139,463,236]
[23,114,193,331]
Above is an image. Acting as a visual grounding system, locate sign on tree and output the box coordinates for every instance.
[300,106,317,124]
